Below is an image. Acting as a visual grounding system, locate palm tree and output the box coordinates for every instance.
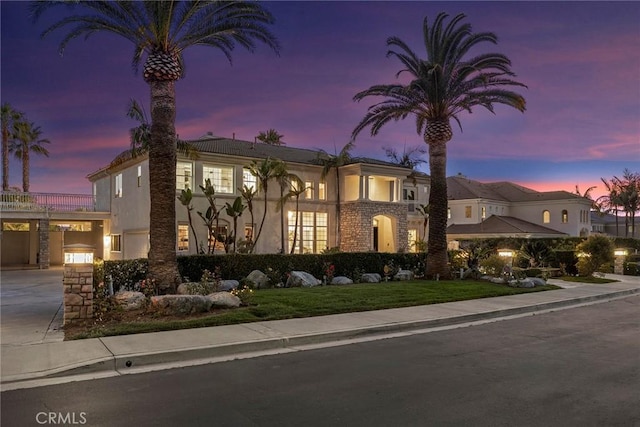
[383,144,427,169]
[224,196,246,253]
[272,159,296,253]
[318,141,354,249]
[10,121,50,192]
[574,185,599,211]
[281,177,308,254]
[247,157,280,252]
[599,177,623,236]
[33,1,279,290]
[256,128,285,146]
[177,188,199,253]
[1,103,24,191]
[239,184,258,251]
[613,169,640,237]
[352,12,526,279]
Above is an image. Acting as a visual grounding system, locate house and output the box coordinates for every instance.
[590,211,640,239]
[446,175,592,242]
[87,134,431,259]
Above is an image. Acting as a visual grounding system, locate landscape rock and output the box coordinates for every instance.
[208,292,242,308]
[530,277,547,287]
[246,270,269,289]
[331,276,353,285]
[219,280,239,291]
[113,291,146,310]
[394,269,414,281]
[508,279,535,288]
[361,273,382,283]
[490,277,506,284]
[286,271,321,288]
[149,295,213,315]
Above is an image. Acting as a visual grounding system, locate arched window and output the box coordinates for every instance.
[562,210,568,223]
[543,210,550,224]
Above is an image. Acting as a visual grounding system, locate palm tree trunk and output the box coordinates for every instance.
[280,185,285,253]
[253,184,268,252]
[147,80,179,292]
[425,139,451,279]
[335,168,341,248]
[22,142,29,192]
[2,127,9,191]
[290,196,300,254]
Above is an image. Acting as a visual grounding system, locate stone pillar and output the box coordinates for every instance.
[614,256,625,275]
[38,218,50,269]
[63,264,94,325]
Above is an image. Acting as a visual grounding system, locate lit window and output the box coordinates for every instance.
[176,162,192,190]
[244,224,254,241]
[543,210,550,224]
[465,206,472,219]
[2,222,29,231]
[111,234,122,252]
[137,166,142,187]
[305,182,313,199]
[562,210,568,223]
[115,173,123,198]
[203,165,234,194]
[210,225,229,252]
[178,224,189,251]
[288,211,327,254]
[243,168,256,191]
[408,229,418,253]
[448,208,451,219]
[318,182,326,200]
[481,206,486,219]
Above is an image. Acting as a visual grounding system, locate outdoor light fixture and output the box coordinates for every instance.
[103,235,111,247]
[498,249,514,258]
[63,243,95,265]
[614,249,629,257]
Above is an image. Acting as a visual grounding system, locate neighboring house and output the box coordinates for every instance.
[87,134,430,260]
[591,212,640,239]
[446,175,592,242]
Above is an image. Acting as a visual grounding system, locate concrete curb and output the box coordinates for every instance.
[5,284,635,387]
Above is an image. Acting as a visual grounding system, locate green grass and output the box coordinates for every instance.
[69,280,559,340]
[560,276,618,284]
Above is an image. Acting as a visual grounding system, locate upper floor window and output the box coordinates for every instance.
[561,210,568,223]
[115,173,123,198]
[176,162,192,190]
[481,206,486,219]
[465,206,472,219]
[137,166,142,187]
[543,210,550,224]
[111,234,122,252]
[305,181,313,199]
[203,165,234,194]
[318,182,326,200]
[242,168,257,191]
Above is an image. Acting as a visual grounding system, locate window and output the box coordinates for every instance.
[243,168,256,191]
[176,162,192,190]
[543,210,550,224]
[561,210,568,223]
[288,211,327,254]
[203,165,234,193]
[408,229,418,253]
[403,189,415,201]
[447,208,451,219]
[137,166,142,187]
[318,182,326,200]
[2,222,29,231]
[178,224,189,251]
[244,224,254,242]
[465,206,472,219]
[115,173,122,198]
[481,206,486,219]
[50,222,92,232]
[305,181,313,199]
[111,234,122,252]
[210,225,229,252]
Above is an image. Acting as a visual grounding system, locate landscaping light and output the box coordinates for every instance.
[63,243,95,265]
[498,249,514,258]
[614,249,628,257]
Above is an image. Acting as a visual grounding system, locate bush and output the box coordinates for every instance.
[104,258,148,292]
[575,235,615,277]
[624,262,640,276]
[479,254,507,277]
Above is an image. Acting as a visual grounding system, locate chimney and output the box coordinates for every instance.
[232,132,235,140]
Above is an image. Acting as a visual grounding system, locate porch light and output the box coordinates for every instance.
[64,243,95,265]
[103,235,111,247]
[614,248,628,257]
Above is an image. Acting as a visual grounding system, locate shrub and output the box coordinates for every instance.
[104,258,148,292]
[575,235,615,277]
[479,254,507,277]
[624,262,640,276]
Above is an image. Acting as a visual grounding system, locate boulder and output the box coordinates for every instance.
[394,269,414,281]
[286,271,321,288]
[508,279,535,288]
[113,291,146,311]
[208,292,242,308]
[219,280,239,291]
[331,276,353,285]
[530,277,547,287]
[361,273,382,283]
[149,295,213,315]
[176,283,190,295]
[490,277,506,284]
[246,270,269,289]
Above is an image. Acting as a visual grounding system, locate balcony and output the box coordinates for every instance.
[0,191,99,213]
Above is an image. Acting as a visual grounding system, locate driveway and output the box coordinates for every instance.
[0,268,64,346]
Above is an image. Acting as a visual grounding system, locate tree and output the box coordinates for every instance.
[612,169,640,237]
[576,235,614,277]
[574,184,599,211]
[239,184,258,252]
[1,103,24,191]
[177,188,199,253]
[318,141,354,249]
[598,177,623,236]
[197,179,221,254]
[33,1,279,290]
[10,121,50,192]
[383,144,427,169]
[246,157,280,252]
[256,128,285,146]
[224,196,246,253]
[276,175,306,254]
[272,159,296,253]
[352,12,526,279]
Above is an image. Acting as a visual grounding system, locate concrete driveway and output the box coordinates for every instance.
[0,268,64,346]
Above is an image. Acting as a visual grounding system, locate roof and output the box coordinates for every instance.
[447,175,586,203]
[447,215,567,237]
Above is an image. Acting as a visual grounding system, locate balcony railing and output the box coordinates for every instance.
[0,191,99,213]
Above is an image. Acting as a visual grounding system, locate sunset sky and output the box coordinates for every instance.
[1,1,638,200]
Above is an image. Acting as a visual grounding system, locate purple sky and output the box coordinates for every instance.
[2,1,639,200]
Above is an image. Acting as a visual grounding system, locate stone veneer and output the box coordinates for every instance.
[38,218,50,269]
[63,264,94,324]
[340,201,408,252]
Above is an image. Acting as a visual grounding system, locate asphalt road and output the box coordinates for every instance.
[2,296,639,427]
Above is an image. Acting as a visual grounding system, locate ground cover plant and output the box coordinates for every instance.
[66,279,558,340]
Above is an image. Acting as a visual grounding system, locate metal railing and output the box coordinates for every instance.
[0,191,99,213]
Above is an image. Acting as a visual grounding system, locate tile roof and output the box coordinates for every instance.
[447,175,585,202]
[447,215,566,236]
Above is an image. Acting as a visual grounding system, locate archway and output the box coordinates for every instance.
[372,215,396,253]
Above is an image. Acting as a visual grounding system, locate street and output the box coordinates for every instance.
[2,296,639,427]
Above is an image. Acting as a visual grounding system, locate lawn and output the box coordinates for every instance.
[67,279,559,340]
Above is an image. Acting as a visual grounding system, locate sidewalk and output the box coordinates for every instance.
[2,274,639,390]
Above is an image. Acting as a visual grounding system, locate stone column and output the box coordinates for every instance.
[63,264,94,325]
[38,218,50,269]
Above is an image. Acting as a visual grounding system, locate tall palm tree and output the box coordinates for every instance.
[613,169,639,237]
[318,140,354,249]
[352,12,526,279]
[272,159,297,253]
[1,103,24,191]
[599,177,623,236]
[239,184,258,250]
[281,177,308,254]
[256,128,285,146]
[33,1,279,290]
[247,157,280,252]
[10,121,50,193]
